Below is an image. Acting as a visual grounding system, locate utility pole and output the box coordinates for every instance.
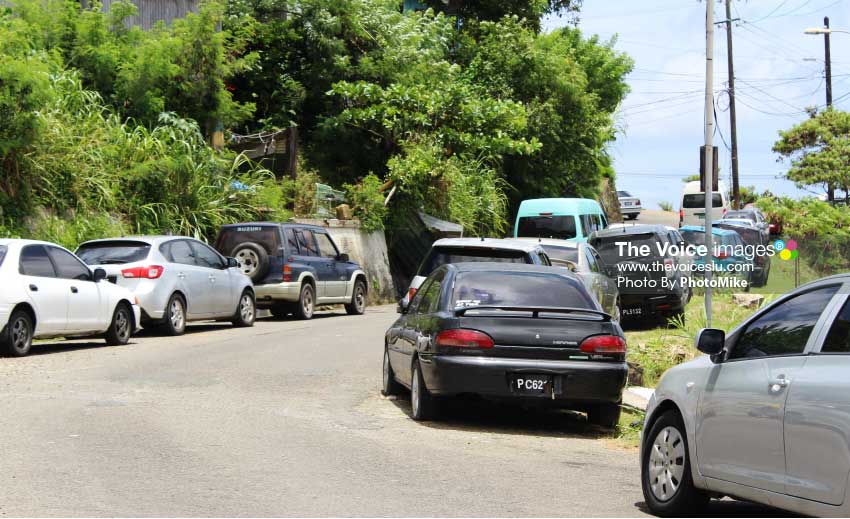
[704,0,715,327]
[723,0,741,209]
[825,16,834,202]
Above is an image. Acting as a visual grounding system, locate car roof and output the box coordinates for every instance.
[591,224,666,238]
[432,237,543,253]
[447,262,577,277]
[79,236,195,246]
[513,237,581,249]
[797,273,850,290]
[0,238,55,248]
[679,226,738,236]
[517,198,603,214]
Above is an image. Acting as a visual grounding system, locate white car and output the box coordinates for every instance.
[679,180,729,227]
[76,236,256,335]
[641,274,850,517]
[617,190,643,220]
[0,239,142,357]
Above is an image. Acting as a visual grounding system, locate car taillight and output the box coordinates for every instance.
[580,335,626,354]
[722,208,727,217]
[715,251,729,259]
[283,264,292,282]
[679,209,684,223]
[121,265,164,279]
[408,287,417,301]
[636,199,641,206]
[436,329,494,349]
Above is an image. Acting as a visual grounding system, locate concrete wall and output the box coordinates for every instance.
[294,219,396,304]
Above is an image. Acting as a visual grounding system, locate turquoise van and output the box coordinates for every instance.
[513,198,609,242]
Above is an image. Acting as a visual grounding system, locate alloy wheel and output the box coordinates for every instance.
[302,288,314,318]
[411,366,420,416]
[354,285,365,312]
[171,299,185,330]
[648,426,686,502]
[240,294,255,323]
[382,350,390,390]
[11,317,29,351]
[115,308,131,342]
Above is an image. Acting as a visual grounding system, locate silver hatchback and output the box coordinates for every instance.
[77,236,256,335]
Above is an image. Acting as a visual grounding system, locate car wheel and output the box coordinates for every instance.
[642,410,709,516]
[230,242,270,282]
[345,279,367,316]
[381,346,403,396]
[162,294,187,336]
[295,283,315,320]
[410,360,436,421]
[3,310,33,357]
[232,290,256,327]
[587,402,621,429]
[105,303,133,346]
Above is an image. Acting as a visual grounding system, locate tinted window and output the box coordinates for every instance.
[190,241,224,269]
[617,191,631,197]
[164,240,195,265]
[822,299,850,354]
[584,248,599,273]
[592,233,661,263]
[730,286,839,359]
[315,233,338,259]
[416,270,445,315]
[19,245,56,277]
[540,245,579,264]
[284,228,300,254]
[296,230,319,257]
[726,211,757,223]
[0,245,6,267]
[683,193,723,209]
[516,216,577,240]
[419,247,527,277]
[76,241,151,265]
[453,272,596,309]
[47,247,91,281]
[215,225,279,256]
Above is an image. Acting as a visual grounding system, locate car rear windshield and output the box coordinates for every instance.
[592,233,660,263]
[725,211,756,222]
[453,271,595,309]
[76,241,151,265]
[419,247,527,277]
[681,231,736,248]
[0,245,6,267]
[540,245,579,264]
[516,215,577,240]
[683,193,723,208]
[216,225,280,256]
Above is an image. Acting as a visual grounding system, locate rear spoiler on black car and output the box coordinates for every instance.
[454,305,611,321]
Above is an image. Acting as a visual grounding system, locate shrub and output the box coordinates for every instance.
[658,201,673,212]
[345,174,387,232]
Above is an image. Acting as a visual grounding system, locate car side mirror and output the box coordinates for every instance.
[337,253,350,263]
[93,268,107,283]
[397,299,409,314]
[695,328,725,359]
[226,257,239,268]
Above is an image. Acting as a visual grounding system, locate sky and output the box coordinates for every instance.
[544,0,850,209]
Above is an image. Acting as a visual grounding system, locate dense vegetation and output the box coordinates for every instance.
[0,0,631,245]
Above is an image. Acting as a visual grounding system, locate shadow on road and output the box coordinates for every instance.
[635,498,799,517]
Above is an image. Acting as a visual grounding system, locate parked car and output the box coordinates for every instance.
[679,226,754,286]
[713,220,771,287]
[401,238,551,309]
[383,263,628,428]
[0,239,141,356]
[516,238,620,319]
[721,209,770,242]
[589,225,691,324]
[679,180,729,227]
[617,190,643,220]
[214,223,367,320]
[77,236,256,335]
[745,203,783,236]
[514,198,608,242]
[641,274,850,517]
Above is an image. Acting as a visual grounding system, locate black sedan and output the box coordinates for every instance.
[382,263,628,429]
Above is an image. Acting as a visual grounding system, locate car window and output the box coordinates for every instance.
[516,215,577,240]
[592,233,661,263]
[164,240,195,265]
[409,278,433,314]
[190,241,225,269]
[419,247,527,277]
[416,270,445,315]
[590,248,607,271]
[536,251,551,266]
[19,245,57,278]
[76,241,151,265]
[315,233,339,259]
[540,245,579,264]
[729,286,840,360]
[296,230,320,257]
[0,245,6,267]
[284,228,300,254]
[453,271,596,309]
[822,299,850,354]
[215,225,280,256]
[47,247,92,281]
[584,247,599,273]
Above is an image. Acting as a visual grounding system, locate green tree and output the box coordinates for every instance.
[418,0,582,31]
[773,108,850,203]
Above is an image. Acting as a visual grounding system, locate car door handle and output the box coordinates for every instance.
[178,273,186,280]
[769,377,790,390]
[70,286,78,294]
[29,284,38,292]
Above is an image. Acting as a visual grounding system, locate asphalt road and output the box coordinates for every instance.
[622,209,678,228]
[0,306,789,517]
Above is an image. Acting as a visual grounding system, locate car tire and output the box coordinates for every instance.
[3,309,33,357]
[231,290,256,327]
[162,294,187,336]
[381,346,403,397]
[105,303,133,346]
[587,402,621,429]
[230,242,270,283]
[345,279,367,315]
[295,283,315,320]
[410,360,436,421]
[641,410,709,517]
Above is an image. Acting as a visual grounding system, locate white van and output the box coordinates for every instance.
[679,180,729,227]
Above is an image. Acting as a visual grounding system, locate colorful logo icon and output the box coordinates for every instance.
[775,239,798,261]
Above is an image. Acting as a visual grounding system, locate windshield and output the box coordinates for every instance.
[0,245,6,267]
[681,230,706,247]
[419,247,527,277]
[617,191,632,197]
[453,271,595,309]
[591,233,660,263]
[76,241,151,265]
[516,215,577,240]
[540,245,579,264]
[683,193,723,209]
[725,211,756,222]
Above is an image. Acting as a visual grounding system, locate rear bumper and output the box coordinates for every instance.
[420,355,627,406]
[620,292,684,319]
[254,281,301,304]
[620,207,642,215]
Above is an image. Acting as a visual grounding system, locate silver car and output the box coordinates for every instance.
[77,236,256,335]
[617,190,642,220]
[641,274,850,517]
